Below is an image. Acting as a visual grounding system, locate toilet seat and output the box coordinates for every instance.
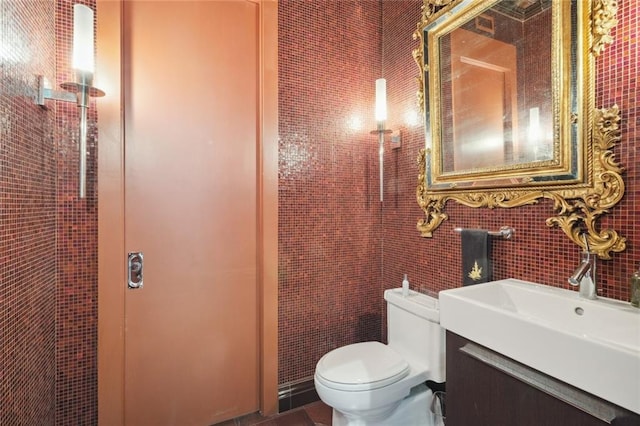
[315,342,409,392]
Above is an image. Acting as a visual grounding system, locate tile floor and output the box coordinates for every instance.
[213,401,332,426]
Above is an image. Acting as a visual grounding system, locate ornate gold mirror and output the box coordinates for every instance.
[413,0,624,259]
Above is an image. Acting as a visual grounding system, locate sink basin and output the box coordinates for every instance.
[439,278,640,414]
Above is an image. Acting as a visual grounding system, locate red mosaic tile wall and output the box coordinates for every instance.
[1,0,58,424]
[0,0,98,424]
[279,0,639,386]
[382,0,639,302]
[379,0,429,341]
[278,0,384,385]
[54,1,98,424]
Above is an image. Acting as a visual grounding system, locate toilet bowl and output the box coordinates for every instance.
[314,288,446,426]
[315,342,433,425]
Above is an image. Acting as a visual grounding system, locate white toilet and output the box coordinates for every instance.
[314,288,446,426]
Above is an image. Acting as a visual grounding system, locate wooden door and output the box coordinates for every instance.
[122,2,258,424]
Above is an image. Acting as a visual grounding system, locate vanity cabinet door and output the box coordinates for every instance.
[446,332,639,426]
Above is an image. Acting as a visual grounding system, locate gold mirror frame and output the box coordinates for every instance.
[413,0,624,259]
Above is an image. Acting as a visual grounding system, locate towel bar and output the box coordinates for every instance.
[454,226,515,240]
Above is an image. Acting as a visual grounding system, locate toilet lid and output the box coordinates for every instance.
[315,342,409,391]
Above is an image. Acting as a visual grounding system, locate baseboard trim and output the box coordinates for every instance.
[278,377,319,412]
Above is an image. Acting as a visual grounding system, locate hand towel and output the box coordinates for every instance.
[461,229,491,286]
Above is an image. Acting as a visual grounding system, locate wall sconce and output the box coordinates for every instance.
[371,78,392,202]
[35,4,104,199]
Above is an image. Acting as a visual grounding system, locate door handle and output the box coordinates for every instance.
[128,252,144,289]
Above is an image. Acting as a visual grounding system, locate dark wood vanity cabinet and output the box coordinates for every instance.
[445,332,640,426]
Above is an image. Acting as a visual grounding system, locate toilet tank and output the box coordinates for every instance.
[384,288,446,382]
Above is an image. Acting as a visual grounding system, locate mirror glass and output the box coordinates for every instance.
[439,2,553,172]
[422,0,578,190]
[414,0,626,260]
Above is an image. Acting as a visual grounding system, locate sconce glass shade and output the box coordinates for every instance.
[73,4,94,73]
[375,78,387,122]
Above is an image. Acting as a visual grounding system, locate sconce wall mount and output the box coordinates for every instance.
[371,78,394,202]
[34,4,104,199]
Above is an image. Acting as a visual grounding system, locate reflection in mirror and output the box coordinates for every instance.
[439,2,553,173]
[413,0,626,259]
[424,0,573,188]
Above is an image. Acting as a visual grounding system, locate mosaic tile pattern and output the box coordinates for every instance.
[278,0,384,385]
[382,0,639,312]
[54,1,98,424]
[280,0,640,386]
[594,0,639,300]
[0,0,57,424]
[0,0,97,424]
[379,0,429,342]
[3,0,638,414]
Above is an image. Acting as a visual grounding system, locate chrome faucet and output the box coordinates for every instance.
[568,234,597,299]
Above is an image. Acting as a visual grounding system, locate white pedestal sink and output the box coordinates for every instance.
[439,278,640,414]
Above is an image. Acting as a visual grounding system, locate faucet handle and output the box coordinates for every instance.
[568,261,590,286]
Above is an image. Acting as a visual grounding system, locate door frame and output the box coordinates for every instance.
[96,1,279,424]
